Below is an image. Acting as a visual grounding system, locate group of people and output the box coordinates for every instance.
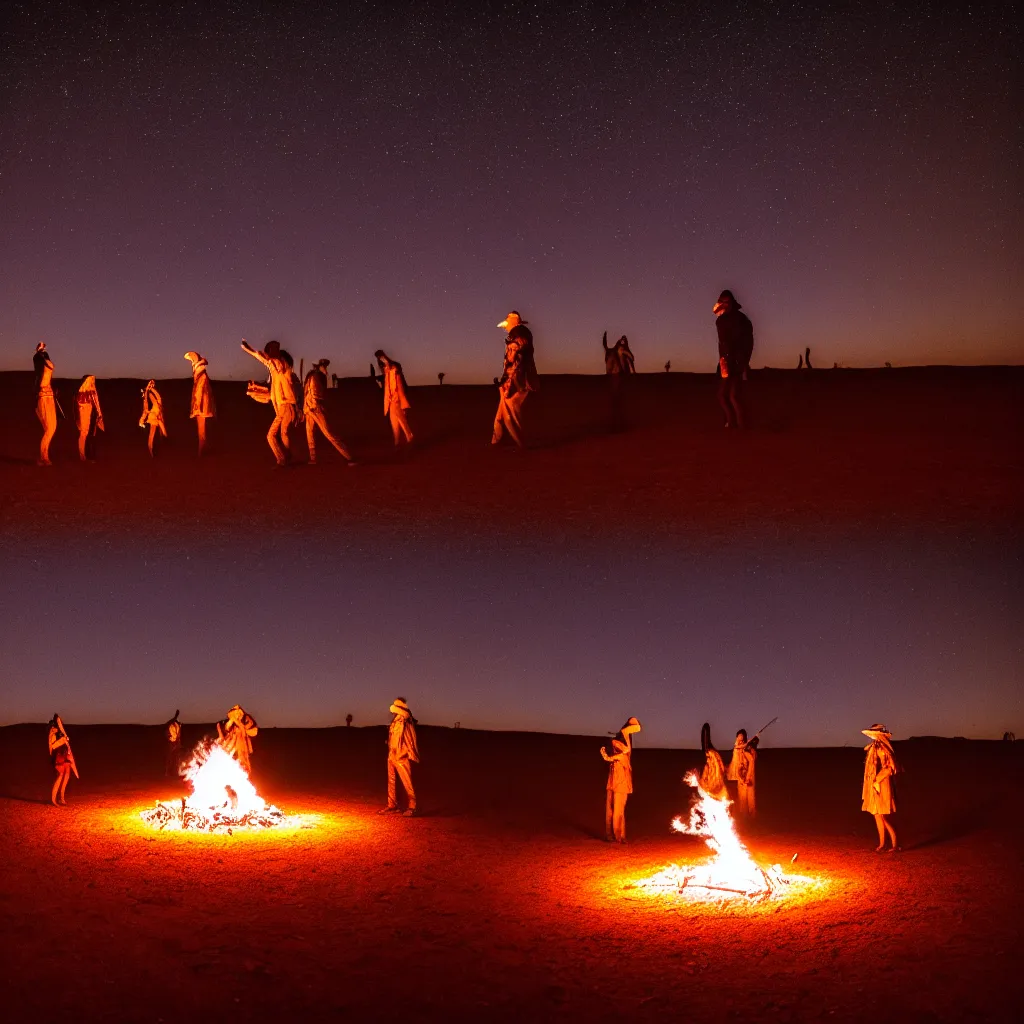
[30,293,756,465]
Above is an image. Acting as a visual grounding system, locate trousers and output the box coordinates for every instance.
[736,784,756,816]
[605,789,629,841]
[387,756,416,809]
[268,403,298,464]
[36,396,57,463]
[388,405,413,445]
[305,406,352,462]
[491,391,528,447]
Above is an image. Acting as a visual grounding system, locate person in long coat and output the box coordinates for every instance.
[726,728,758,817]
[139,380,167,457]
[862,723,899,852]
[698,722,729,801]
[217,705,258,775]
[600,716,641,843]
[379,698,419,815]
[75,375,104,461]
[492,311,538,448]
[374,350,414,446]
[184,351,216,455]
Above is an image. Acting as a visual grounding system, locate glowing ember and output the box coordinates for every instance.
[140,740,286,832]
[635,772,816,902]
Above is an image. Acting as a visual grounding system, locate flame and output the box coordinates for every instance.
[140,739,285,832]
[636,771,817,902]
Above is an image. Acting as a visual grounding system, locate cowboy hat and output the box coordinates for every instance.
[862,724,894,750]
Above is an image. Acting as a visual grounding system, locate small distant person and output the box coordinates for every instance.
[713,290,754,429]
[492,311,538,448]
[374,350,414,446]
[48,714,76,806]
[303,358,355,466]
[698,722,729,800]
[34,342,59,466]
[726,729,758,817]
[861,723,899,852]
[184,351,216,455]
[438,372,445,385]
[379,697,419,816]
[600,716,641,843]
[165,710,182,777]
[664,360,671,373]
[139,380,167,457]
[217,705,258,775]
[75,375,104,462]
[242,339,299,465]
[345,714,353,728]
[804,347,813,370]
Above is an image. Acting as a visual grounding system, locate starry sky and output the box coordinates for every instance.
[1,1,1020,382]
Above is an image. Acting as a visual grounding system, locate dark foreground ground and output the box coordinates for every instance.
[1,726,1021,1022]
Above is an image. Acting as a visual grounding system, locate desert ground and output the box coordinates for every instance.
[1,367,1021,1021]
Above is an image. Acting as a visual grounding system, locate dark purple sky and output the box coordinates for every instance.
[2,2,1020,381]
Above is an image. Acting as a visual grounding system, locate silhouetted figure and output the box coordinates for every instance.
[48,714,77,806]
[601,717,641,843]
[664,360,671,373]
[713,290,753,429]
[797,353,804,370]
[374,350,414,446]
[139,380,167,457]
[862,724,899,852]
[369,363,377,380]
[184,351,216,455]
[885,361,892,369]
[1002,731,1015,742]
[438,372,445,385]
[217,705,258,775]
[492,311,538,448]
[345,714,353,728]
[75,375,104,462]
[726,729,758,817]
[698,722,728,800]
[164,709,182,777]
[33,342,58,466]
[304,358,355,466]
[805,347,813,370]
[378,698,419,816]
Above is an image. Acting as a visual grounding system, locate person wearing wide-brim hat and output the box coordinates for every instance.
[373,350,414,447]
[303,358,356,466]
[600,717,642,843]
[861,724,899,852]
[379,698,419,816]
[491,311,539,449]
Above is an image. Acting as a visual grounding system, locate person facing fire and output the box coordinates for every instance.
[304,358,355,465]
[726,729,758,817]
[138,380,167,457]
[217,705,258,775]
[492,311,539,448]
[33,341,58,466]
[374,350,414,446]
[379,697,419,816]
[75,375,104,462]
[713,289,754,429]
[600,716,642,843]
[698,722,729,801]
[242,339,299,465]
[862,723,899,852]
[184,351,216,455]
[48,714,76,806]
[165,709,182,777]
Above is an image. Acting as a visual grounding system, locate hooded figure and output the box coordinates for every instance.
[698,722,729,801]
[48,714,77,806]
[726,729,758,817]
[184,351,216,455]
[601,333,636,428]
[75,375,104,461]
[491,311,538,448]
[241,340,299,465]
[600,716,641,843]
[139,380,167,457]
[33,342,58,466]
[862,724,899,852]
[217,705,258,775]
[380,698,419,816]
[713,290,754,428]
[164,709,182,777]
[374,350,414,446]
[303,359,355,465]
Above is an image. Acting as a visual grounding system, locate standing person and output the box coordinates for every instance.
[374,350,414,446]
[48,714,77,806]
[75,375,104,462]
[862,724,900,852]
[304,358,355,465]
[216,705,258,775]
[602,333,636,429]
[698,722,729,801]
[713,290,754,429]
[600,716,642,843]
[138,380,167,457]
[164,710,182,777]
[379,697,419,816]
[492,311,538,448]
[242,340,299,465]
[184,351,216,455]
[33,342,59,466]
[726,729,758,818]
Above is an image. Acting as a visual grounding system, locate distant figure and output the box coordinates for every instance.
[184,351,216,456]
[242,339,300,466]
[217,705,258,775]
[1003,731,1016,742]
[379,697,419,816]
[804,347,813,370]
[48,714,77,806]
[492,311,539,448]
[345,714,353,728]
[698,722,729,800]
[797,353,804,370]
[75,375,104,462]
[33,342,58,466]
[884,361,892,369]
[861,723,899,853]
[600,716,641,843]
[438,372,445,385]
[664,360,671,373]
[714,290,753,429]
[374,350,414,446]
[304,358,355,466]
[164,709,182,777]
[139,380,167,457]
[726,729,758,817]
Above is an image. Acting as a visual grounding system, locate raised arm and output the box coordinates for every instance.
[241,340,271,369]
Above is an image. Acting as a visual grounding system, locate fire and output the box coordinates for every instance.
[140,740,286,832]
[636,771,817,902]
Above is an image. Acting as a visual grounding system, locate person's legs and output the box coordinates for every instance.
[491,396,506,444]
[78,427,89,461]
[882,814,897,849]
[389,406,402,445]
[605,789,614,840]
[279,405,296,459]
[729,377,746,429]
[317,412,353,460]
[746,784,756,817]
[58,765,70,804]
[613,791,628,842]
[148,423,157,456]
[305,412,317,463]
[267,412,286,464]
[395,758,416,809]
[386,757,398,809]
[504,393,526,448]
[51,768,62,806]
[873,813,886,851]
[196,416,207,455]
[392,406,413,444]
[37,397,57,463]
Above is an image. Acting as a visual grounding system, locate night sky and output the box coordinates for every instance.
[2,1,1020,381]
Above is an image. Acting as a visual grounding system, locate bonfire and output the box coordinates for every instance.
[636,771,814,903]
[140,740,285,832]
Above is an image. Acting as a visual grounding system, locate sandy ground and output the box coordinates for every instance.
[0,726,1021,1022]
